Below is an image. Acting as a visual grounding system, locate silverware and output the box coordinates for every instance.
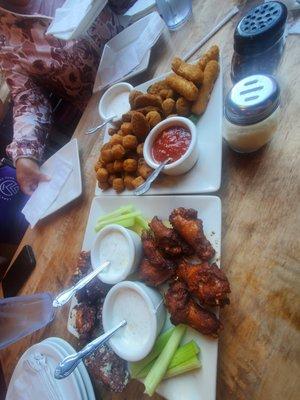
[54,320,127,379]
[86,115,116,135]
[52,261,110,308]
[133,158,172,196]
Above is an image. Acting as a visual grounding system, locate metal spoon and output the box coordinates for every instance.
[85,115,116,135]
[52,261,110,308]
[54,320,127,379]
[133,158,172,196]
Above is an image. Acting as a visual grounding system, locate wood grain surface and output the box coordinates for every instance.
[1,1,300,399]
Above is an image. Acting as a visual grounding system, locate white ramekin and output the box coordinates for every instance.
[90,224,142,285]
[143,116,199,176]
[102,281,166,361]
[98,82,133,122]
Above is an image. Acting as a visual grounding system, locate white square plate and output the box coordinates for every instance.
[42,139,82,218]
[95,64,223,196]
[71,195,221,400]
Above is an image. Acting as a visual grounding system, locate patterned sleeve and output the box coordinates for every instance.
[108,0,137,15]
[5,70,52,165]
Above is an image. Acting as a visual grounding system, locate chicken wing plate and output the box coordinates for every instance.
[141,230,175,269]
[165,281,222,337]
[177,261,230,307]
[139,258,175,287]
[169,207,215,260]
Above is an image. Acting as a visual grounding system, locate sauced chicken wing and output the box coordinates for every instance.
[177,261,230,307]
[165,281,222,337]
[141,230,175,269]
[169,207,215,260]
[139,258,174,287]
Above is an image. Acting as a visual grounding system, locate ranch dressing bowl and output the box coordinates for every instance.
[98,82,133,122]
[102,281,166,362]
[143,116,198,176]
[90,224,142,285]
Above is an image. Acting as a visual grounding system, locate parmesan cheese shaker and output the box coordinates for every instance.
[224,75,280,153]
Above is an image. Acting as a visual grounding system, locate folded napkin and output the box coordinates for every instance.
[119,0,156,28]
[94,12,165,91]
[22,155,73,228]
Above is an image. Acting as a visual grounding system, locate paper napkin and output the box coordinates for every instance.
[22,155,73,228]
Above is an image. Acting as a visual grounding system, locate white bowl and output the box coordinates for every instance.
[143,116,199,176]
[90,224,142,285]
[98,82,133,122]
[102,281,166,361]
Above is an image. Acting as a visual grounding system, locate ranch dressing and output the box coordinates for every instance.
[108,91,131,120]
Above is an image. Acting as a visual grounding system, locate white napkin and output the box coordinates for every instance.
[94,12,165,91]
[119,0,156,27]
[22,155,73,228]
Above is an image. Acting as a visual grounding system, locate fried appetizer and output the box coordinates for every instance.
[122,134,138,150]
[131,111,150,141]
[147,80,170,95]
[162,98,176,116]
[169,207,215,260]
[139,258,175,287]
[74,303,96,338]
[149,216,193,257]
[113,160,123,173]
[94,160,103,173]
[122,110,135,122]
[136,142,144,156]
[110,133,123,146]
[133,93,162,109]
[138,159,153,179]
[120,122,133,136]
[191,60,219,116]
[124,174,135,190]
[123,158,138,173]
[177,261,230,307]
[132,176,145,189]
[129,90,143,109]
[101,148,113,164]
[159,88,175,100]
[112,178,125,193]
[141,230,175,270]
[165,281,222,337]
[198,45,219,71]
[106,162,114,174]
[166,74,198,101]
[172,57,203,85]
[135,106,163,116]
[96,167,109,183]
[108,174,117,186]
[146,110,162,128]
[176,97,191,116]
[108,127,118,136]
[111,144,126,160]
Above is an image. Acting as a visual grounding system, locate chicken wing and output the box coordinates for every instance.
[139,258,174,287]
[169,207,215,260]
[177,261,230,307]
[141,230,175,269]
[165,281,222,337]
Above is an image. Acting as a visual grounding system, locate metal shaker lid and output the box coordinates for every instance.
[225,74,280,126]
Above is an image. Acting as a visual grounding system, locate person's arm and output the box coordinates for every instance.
[108,0,137,15]
[5,71,52,195]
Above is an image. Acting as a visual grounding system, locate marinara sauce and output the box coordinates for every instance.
[152,126,191,163]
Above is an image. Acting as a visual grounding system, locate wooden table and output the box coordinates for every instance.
[1,1,300,399]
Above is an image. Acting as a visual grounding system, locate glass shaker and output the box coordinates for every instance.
[231,1,287,82]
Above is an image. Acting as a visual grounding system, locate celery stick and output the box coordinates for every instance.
[95,211,141,231]
[144,324,186,396]
[95,217,136,232]
[135,215,149,230]
[135,341,200,379]
[97,205,134,223]
[130,327,174,378]
[164,356,201,380]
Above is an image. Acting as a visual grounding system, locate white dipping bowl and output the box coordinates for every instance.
[102,281,166,361]
[98,82,133,122]
[143,116,199,176]
[90,224,142,285]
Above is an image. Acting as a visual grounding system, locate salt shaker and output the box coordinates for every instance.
[224,75,280,153]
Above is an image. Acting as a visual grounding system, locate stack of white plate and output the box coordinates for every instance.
[6,337,95,400]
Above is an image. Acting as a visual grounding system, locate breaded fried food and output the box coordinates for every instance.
[122,134,138,150]
[110,134,123,146]
[124,174,135,190]
[191,60,219,116]
[98,180,110,191]
[122,111,135,122]
[108,127,118,136]
[132,176,145,189]
[171,57,203,85]
[133,94,162,109]
[162,98,175,116]
[147,80,169,95]
[120,122,133,135]
[129,90,143,109]
[138,159,153,179]
[101,148,113,164]
[146,111,162,128]
[139,258,174,287]
[111,144,126,160]
[131,111,150,141]
[166,74,198,101]
[123,158,138,173]
[113,160,123,173]
[108,174,117,186]
[159,88,176,100]
[136,143,144,156]
[176,97,191,116]
[94,160,103,173]
[112,178,125,193]
[135,106,163,116]
[198,45,219,71]
[96,167,109,183]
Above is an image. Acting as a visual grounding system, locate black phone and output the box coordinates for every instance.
[2,245,36,297]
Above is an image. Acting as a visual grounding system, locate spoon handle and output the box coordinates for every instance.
[54,320,126,379]
[52,261,110,308]
[86,115,115,135]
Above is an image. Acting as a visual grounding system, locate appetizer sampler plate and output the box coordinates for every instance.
[95,64,223,196]
[42,139,82,219]
[68,195,221,400]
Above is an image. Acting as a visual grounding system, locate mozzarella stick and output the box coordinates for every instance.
[198,45,219,71]
[171,57,203,85]
[166,74,199,101]
[191,60,219,116]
